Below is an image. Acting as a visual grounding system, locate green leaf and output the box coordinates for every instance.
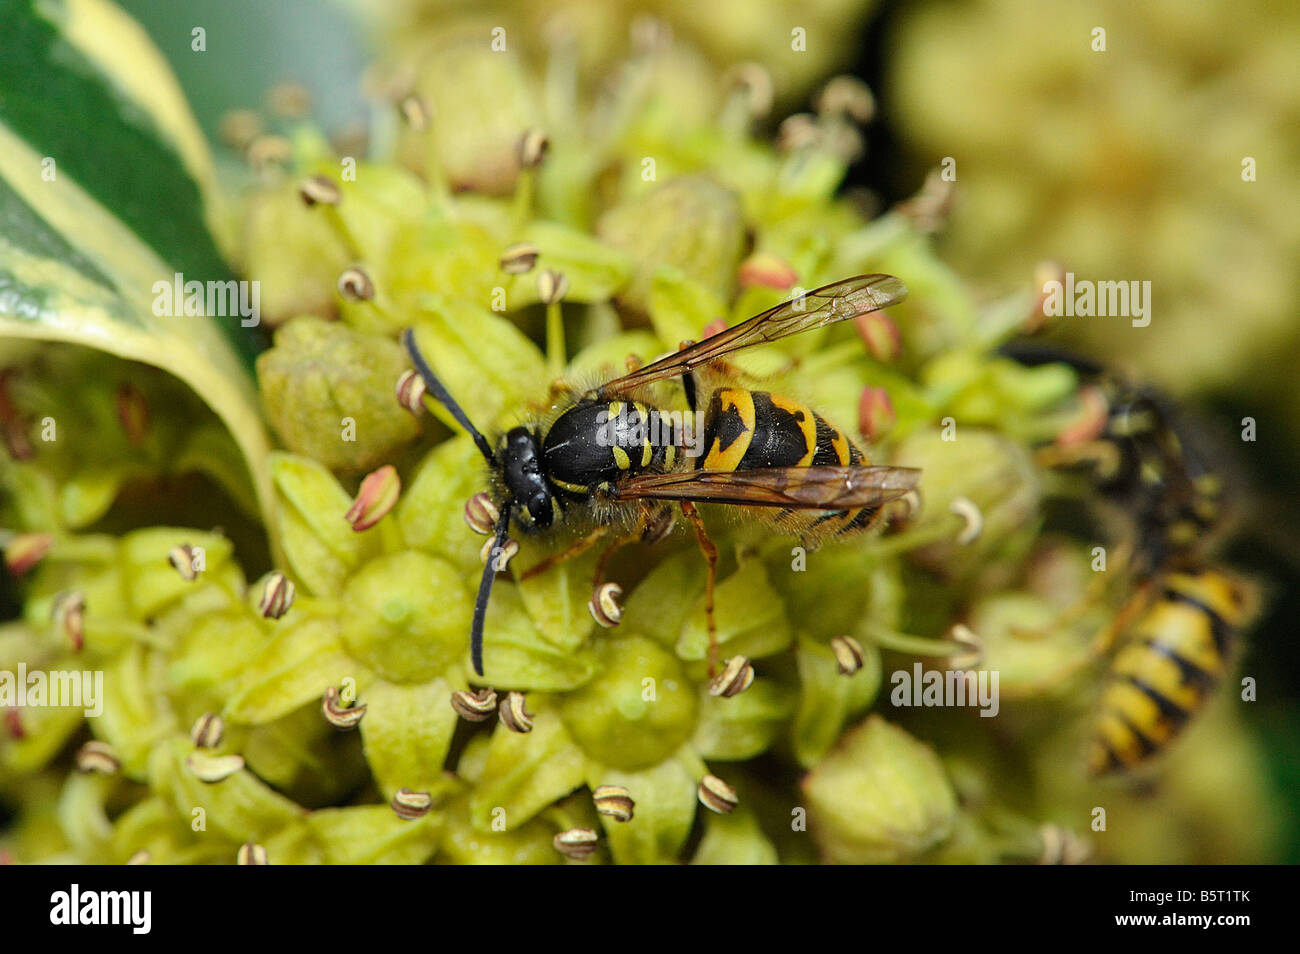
[0,0,275,535]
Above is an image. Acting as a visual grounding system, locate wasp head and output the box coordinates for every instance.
[500,426,555,530]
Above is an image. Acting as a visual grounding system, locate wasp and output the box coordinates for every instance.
[1006,344,1255,774]
[403,275,920,676]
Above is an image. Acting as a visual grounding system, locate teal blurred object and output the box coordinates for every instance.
[116,0,369,142]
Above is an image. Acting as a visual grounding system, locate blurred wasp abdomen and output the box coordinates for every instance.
[1089,569,1249,775]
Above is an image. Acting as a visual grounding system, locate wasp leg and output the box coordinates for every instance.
[680,500,720,677]
[1035,440,1122,480]
[592,535,629,590]
[588,503,675,587]
[1088,579,1157,657]
[682,371,697,415]
[518,525,611,581]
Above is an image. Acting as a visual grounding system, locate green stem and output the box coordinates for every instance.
[863,624,964,657]
[547,300,566,376]
[512,168,536,235]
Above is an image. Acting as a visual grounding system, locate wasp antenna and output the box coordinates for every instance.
[401,328,496,464]
[470,506,512,676]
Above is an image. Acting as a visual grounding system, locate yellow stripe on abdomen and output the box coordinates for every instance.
[702,388,756,471]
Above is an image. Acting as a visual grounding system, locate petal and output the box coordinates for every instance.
[589,754,699,865]
[358,675,461,797]
[469,697,586,832]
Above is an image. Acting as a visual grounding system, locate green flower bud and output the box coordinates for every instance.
[560,635,698,771]
[597,176,747,315]
[691,805,779,865]
[256,316,420,474]
[469,697,588,832]
[0,699,84,774]
[152,736,303,844]
[264,805,444,865]
[802,715,958,864]
[792,634,882,768]
[891,427,1041,580]
[358,676,460,797]
[441,794,565,865]
[121,528,235,620]
[94,644,179,778]
[339,551,471,682]
[409,39,538,195]
[963,540,1105,698]
[692,677,793,761]
[239,180,351,326]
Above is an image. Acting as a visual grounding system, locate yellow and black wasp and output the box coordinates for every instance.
[1007,344,1255,775]
[404,275,920,676]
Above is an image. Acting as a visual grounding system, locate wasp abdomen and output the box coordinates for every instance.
[700,389,860,471]
[1088,570,1246,775]
[699,388,880,538]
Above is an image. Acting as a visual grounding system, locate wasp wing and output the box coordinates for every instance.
[597,274,907,396]
[610,465,920,510]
